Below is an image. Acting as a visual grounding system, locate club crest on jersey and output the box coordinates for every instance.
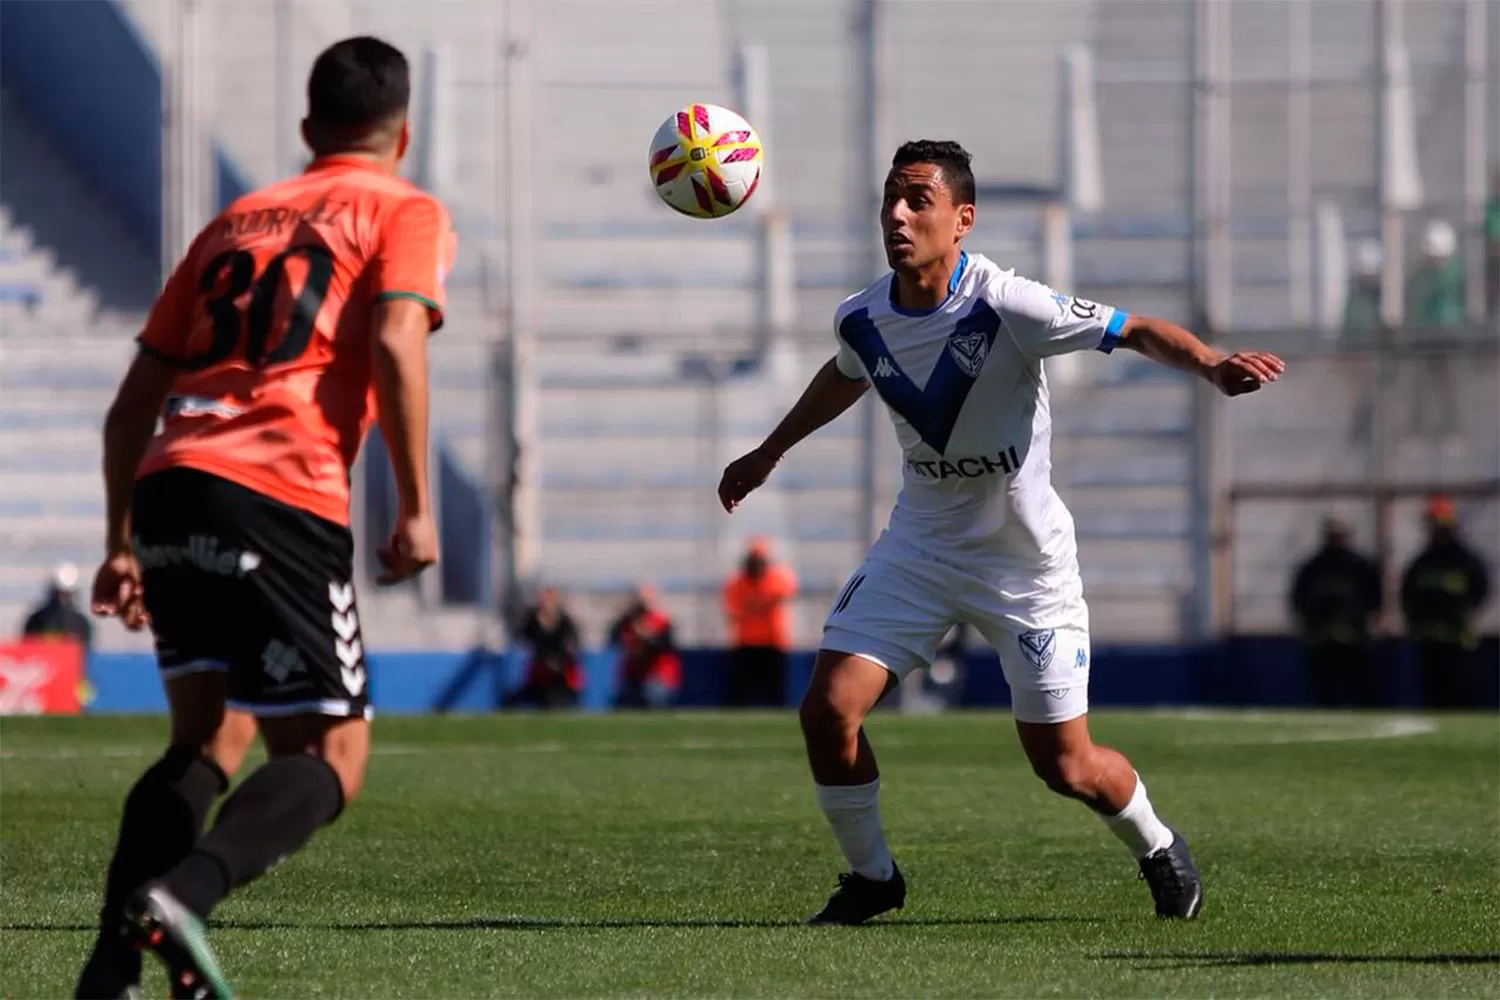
[1018,629,1056,673]
[947,330,989,378]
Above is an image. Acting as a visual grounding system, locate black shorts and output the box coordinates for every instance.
[132,467,370,719]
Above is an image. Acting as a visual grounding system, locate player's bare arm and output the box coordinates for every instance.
[94,351,179,629]
[371,296,439,583]
[718,358,868,512]
[1116,315,1285,397]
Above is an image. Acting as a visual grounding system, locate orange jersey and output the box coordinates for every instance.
[135,156,456,525]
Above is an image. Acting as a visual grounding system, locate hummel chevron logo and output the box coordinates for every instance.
[328,582,355,613]
[331,610,359,642]
[340,663,366,697]
[336,638,362,669]
[336,637,365,697]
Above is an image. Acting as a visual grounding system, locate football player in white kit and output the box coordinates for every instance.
[718,140,1285,924]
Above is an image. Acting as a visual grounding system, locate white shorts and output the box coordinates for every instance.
[820,537,1091,724]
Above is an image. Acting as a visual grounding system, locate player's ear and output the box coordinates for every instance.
[299,119,314,155]
[956,202,975,239]
[396,119,411,161]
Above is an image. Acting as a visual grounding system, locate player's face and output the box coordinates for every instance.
[881,164,974,271]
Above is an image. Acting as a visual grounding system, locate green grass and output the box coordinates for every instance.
[3,711,1498,998]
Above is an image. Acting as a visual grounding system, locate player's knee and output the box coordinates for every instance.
[203,709,258,777]
[316,723,370,806]
[1031,751,1095,800]
[260,715,369,806]
[798,688,861,743]
[321,752,367,805]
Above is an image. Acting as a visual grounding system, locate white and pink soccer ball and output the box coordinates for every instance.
[648,103,763,219]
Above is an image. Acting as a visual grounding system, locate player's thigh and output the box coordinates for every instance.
[820,549,957,689]
[258,713,371,803]
[801,649,899,730]
[972,618,1092,725]
[134,469,252,687]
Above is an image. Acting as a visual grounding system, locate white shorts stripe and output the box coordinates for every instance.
[159,659,229,680]
[226,698,373,721]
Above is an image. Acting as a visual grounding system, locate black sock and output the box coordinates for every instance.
[77,748,226,998]
[99,746,228,923]
[163,754,344,919]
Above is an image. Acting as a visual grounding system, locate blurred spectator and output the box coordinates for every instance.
[723,538,797,707]
[1342,240,1384,337]
[927,623,969,705]
[1487,164,1499,319]
[1400,496,1491,709]
[1288,518,1383,707]
[1406,220,1466,328]
[611,585,680,709]
[22,563,92,649]
[504,586,581,709]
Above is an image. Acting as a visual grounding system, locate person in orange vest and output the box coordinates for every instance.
[723,538,797,707]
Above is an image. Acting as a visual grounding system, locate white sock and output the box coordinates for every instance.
[1101,772,1174,859]
[815,778,895,881]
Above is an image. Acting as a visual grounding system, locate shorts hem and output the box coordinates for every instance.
[1010,691,1090,726]
[227,698,373,720]
[159,659,229,680]
[820,627,924,679]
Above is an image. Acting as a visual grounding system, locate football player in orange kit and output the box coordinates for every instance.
[77,36,454,999]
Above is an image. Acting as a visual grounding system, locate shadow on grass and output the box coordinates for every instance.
[1099,950,1500,969]
[6,914,1093,933]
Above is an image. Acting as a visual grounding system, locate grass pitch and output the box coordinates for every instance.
[2,710,1497,998]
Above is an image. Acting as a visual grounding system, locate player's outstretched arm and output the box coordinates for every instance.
[371,297,439,584]
[717,357,868,512]
[1116,315,1285,397]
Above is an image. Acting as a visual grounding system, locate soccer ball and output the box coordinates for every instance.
[648,103,763,219]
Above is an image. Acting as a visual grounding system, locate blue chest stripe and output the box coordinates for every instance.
[839,300,1001,454]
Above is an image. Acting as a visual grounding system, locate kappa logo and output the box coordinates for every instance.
[1018,629,1056,673]
[947,330,989,378]
[328,582,365,697]
[1075,647,1089,670]
[872,356,898,378]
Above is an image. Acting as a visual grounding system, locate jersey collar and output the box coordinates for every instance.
[304,154,388,175]
[888,251,969,318]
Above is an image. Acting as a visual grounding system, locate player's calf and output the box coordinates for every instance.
[151,715,364,924]
[1016,717,1201,917]
[799,651,906,920]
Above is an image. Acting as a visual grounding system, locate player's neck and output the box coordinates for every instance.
[891,251,964,312]
[308,149,401,175]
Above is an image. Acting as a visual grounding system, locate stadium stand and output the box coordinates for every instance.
[0,0,1491,650]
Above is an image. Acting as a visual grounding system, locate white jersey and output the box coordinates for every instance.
[833,251,1126,584]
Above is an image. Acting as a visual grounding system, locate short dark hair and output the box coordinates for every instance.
[891,140,975,205]
[307,36,410,129]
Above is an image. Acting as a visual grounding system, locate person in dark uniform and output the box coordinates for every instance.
[22,564,93,650]
[1289,518,1384,707]
[505,586,582,709]
[1401,496,1491,709]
